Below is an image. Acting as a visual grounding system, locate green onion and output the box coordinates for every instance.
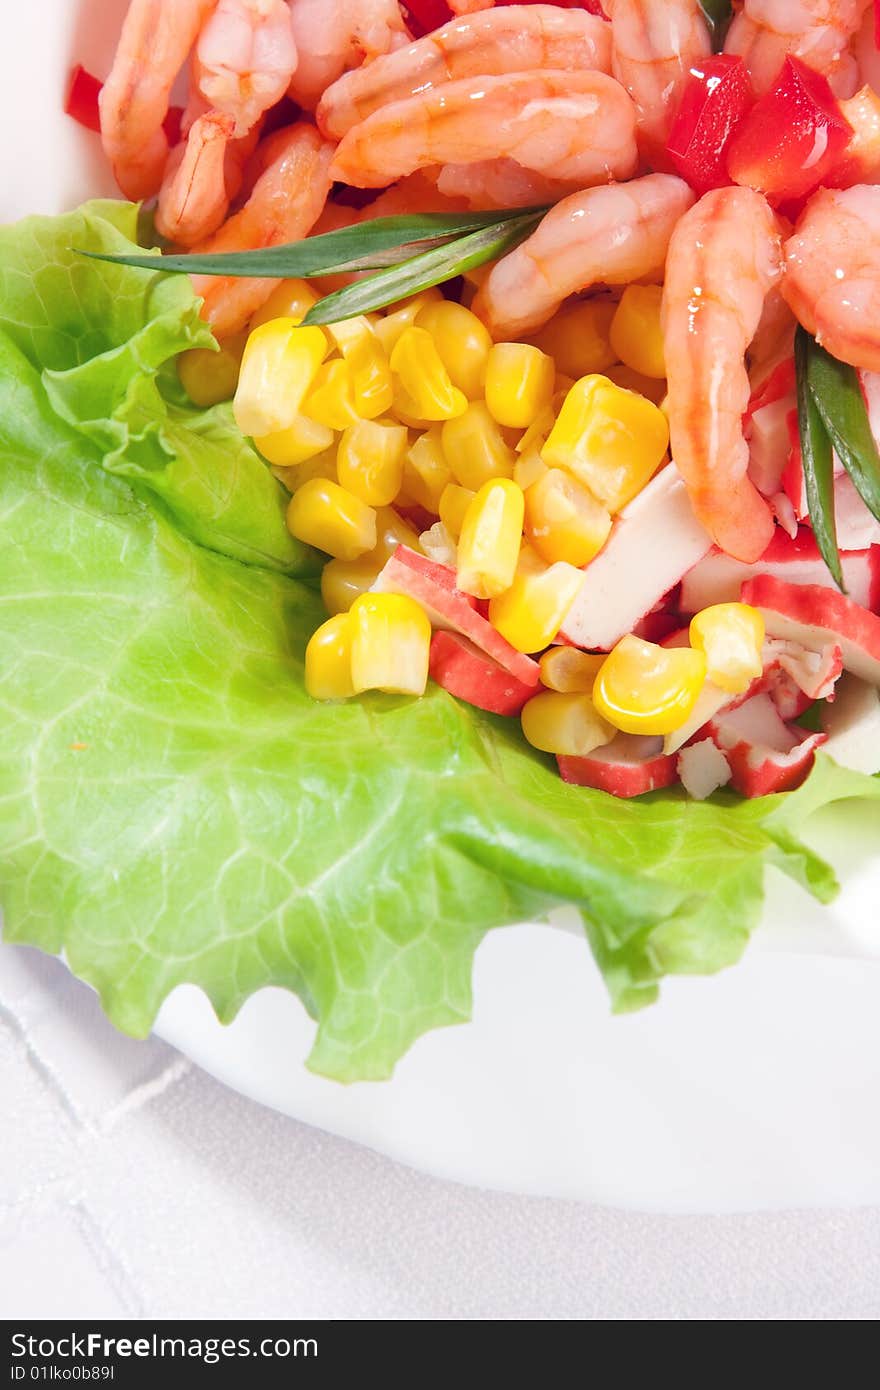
[75,207,547,281]
[805,338,880,525]
[698,0,734,49]
[795,327,845,592]
[301,211,544,325]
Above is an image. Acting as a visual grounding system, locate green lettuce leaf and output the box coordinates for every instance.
[1,203,879,1081]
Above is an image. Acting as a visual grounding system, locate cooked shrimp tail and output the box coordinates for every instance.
[155,111,235,247]
[287,0,410,111]
[724,0,872,98]
[194,0,298,137]
[605,0,711,154]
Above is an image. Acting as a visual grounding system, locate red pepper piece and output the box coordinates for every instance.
[162,105,184,148]
[726,55,852,202]
[64,65,103,134]
[667,54,753,194]
[876,0,880,48]
[401,0,453,37]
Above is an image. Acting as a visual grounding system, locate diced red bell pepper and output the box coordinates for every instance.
[667,55,754,195]
[64,65,103,134]
[726,55,852,202]
[876,0,880,49]
[401,0,453,36]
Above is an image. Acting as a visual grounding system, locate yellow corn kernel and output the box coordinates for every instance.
[372,505,423,560]
[305,614,356,700]
[390,327,468,421]
[440,401,515,492]
[337,417,408,506]
[419,520,458,566]
[350,592,431,695]
[609,285,665,379]
[542,374,669,513]
[528,300,616,380]
[254,414,334,467]
[689,602,765,694]
[374,288,444,354]
[283,448,339,489]
[515,403,555,456]
[484,343,555,429]
[457,478,524,599]
[303,360,361,431]
[286,477,377,560]
[593,634,707,735]
[524,467,612,568]
[389,390,437,431]
[521,690,614,756]
[249,279,320,331]
[321,555,382,615]
[403,427,453,512]
[414,300,493,400]
[488,548,583,653]
[438,483,475,540]
[538,647,606,694]
[177,330,248,407]
[513,446,549,492]
[553,374,576,400]
[233,319,328,437]
[326,316,393,419]
[605,363,667,407]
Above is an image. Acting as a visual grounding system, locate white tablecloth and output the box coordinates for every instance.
[2,941,879,1320]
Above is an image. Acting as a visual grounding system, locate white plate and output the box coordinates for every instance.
[6,0,880,1213]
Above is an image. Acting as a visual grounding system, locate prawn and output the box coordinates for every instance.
[99,0,218,200]
[330,70,638,190]
[155,111,235,247]
[724,0,872,98]
[287,0,410,111]
[434,159,585,210]
[472,173,695,338]
[662,186,783,564]
[193,0,298,137]
[783,184,880,372]
[316,4,612,140]
[191,122,334,338]
[604,0,712,152]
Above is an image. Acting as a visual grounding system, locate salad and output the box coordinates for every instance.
[2,0,880,1082]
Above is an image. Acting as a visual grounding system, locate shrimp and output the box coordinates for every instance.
[724,0,872,98]
[604,0,711,152]
[155,111,235,247]
[434,159,584,211]
[287,0,411,111]
[330,70,638,190]
[99,0,218,200]
[448,0,495,12]
[472,174,695,338]
[191,122,334,338]
[783,185,880,372]
[316,4,612,140]
[193,0,298,137]
[662,187,783,564]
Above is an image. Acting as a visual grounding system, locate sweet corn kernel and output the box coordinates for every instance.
[303,360,361,430]
[610,285,665,379]
[593,634,707,735]
[457,478,524,599]
[488,548,583,653]
[390,327,468,421]
[372,506,423,560]
[415,300,493,400]
[689,603,765,694]
[419,520,458,566]
[249,279,319,330]
[484,343,555,429]
[516,404,555,455]
[350,592,431,695]
[521,690,614,756]
[513,446,549,492]
[374,288,444,354]
[305,614,356,700]
[286,477,377,560]
[284,448,339,488]
[538,647,606,694]
[177,330,248,407]
[438,483,475,540]
[524,467,612,568]
[542,374,669,513]
[321,555,382,615]
[327,316,393,418]
[389,389,437,431]
[403,427,453,512]
[528,300,616,380]
[233,319,328,437]
[254,414,334,467]
[605,363,667,407]
[337,418,408,506]
[441,401,515,491]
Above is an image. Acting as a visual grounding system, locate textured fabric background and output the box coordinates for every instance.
[2,940,879,1320]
